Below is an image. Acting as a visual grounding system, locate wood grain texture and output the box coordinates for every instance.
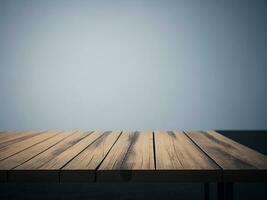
[0,131,58,161]
[154,131,220,182]
[185,131,267,181]
[61,131,121,182]
[9,131,94,182]
[97,131,155,182]
[1,130,267,183]
[0,131,72,170]
[39,131,102,170]
[0,131,20,139]
[0,131,45,148]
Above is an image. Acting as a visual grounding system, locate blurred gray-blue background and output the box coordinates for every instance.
[0,0,266,131]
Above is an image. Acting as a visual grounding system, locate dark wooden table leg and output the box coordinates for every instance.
[225,182,233,200]
[217,182,224,200]
[204,182,210,200]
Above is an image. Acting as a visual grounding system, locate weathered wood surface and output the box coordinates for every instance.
[185,131,267,181]
[154,131,220,182]
[0,131,58,161]
[0,130,266,183]
[0,131,72,170]
[97,131,155,182]
[9,131,95,182]
[62,131,121,182]
[0,131,45,148]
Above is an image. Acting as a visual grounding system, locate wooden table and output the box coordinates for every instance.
[0,131,267,200]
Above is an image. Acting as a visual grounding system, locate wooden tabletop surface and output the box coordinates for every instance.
[0,131,266,183]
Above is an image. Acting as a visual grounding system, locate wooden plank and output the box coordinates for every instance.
[0,131,46,149]
[154,131,220,182]
[0,131,73,170]
[9,131,97,182]
[0,131,41,144]
[62,131,121,182]
[97,131,154,182]
[185,131,267,182]
[38,131,101,169]
[0,131,71,182]
[0,131,44,140]
[0,131,22,137]
[0,131,19,139]
[0,131,59,161]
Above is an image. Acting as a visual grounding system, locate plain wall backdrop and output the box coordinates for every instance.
[0,0,266,130]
